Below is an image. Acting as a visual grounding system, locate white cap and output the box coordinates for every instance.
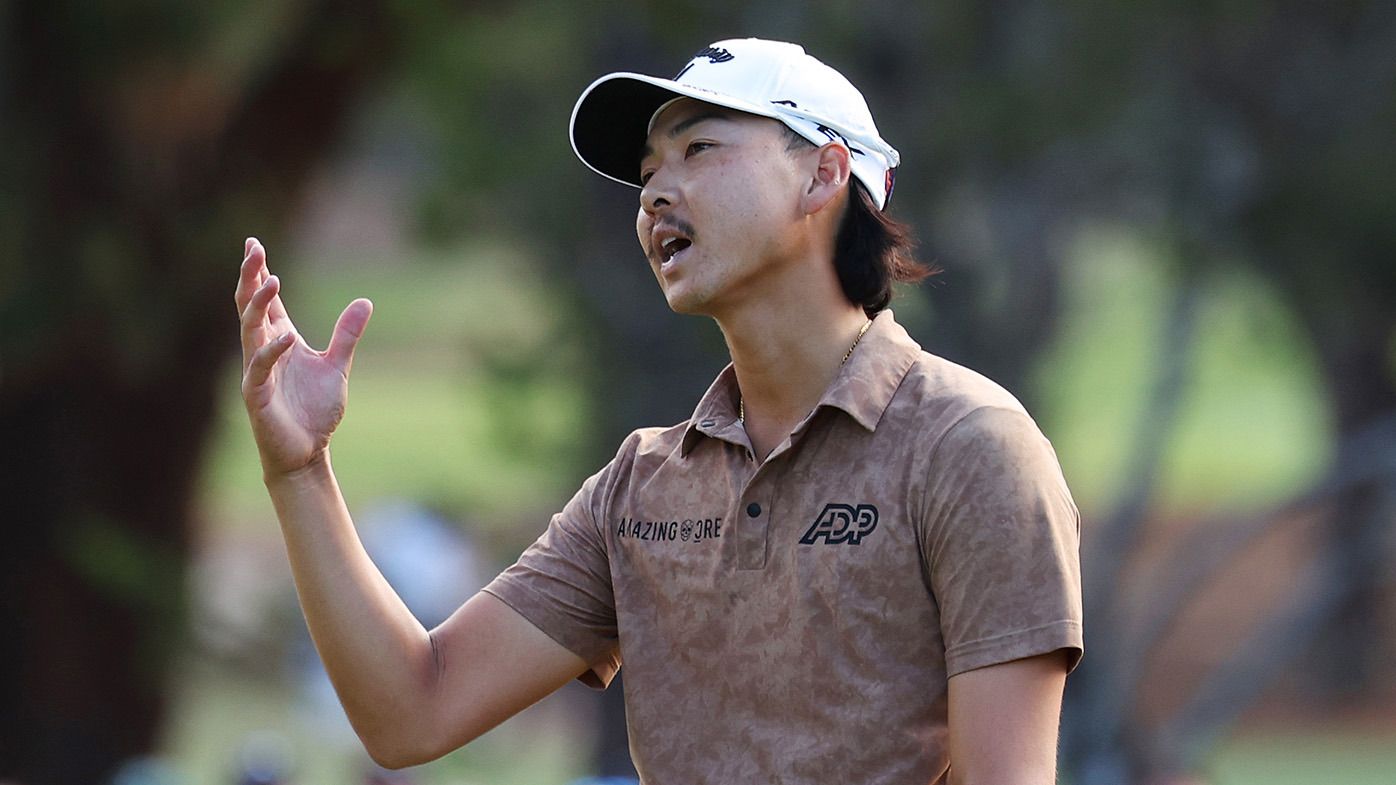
[570,38,900,209]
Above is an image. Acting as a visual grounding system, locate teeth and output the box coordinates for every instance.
[662,237,680,251]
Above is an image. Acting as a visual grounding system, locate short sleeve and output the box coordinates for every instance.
[921,406,1083,677]
[483,459,622,689]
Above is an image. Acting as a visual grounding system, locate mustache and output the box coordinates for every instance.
[647,219,699,264]
[655,218,697,242]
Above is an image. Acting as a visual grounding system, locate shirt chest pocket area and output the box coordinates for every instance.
[610,513,728,592]
[790,505,925,624]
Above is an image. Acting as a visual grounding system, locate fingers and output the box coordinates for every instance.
[236,237,367,378]
[245,331,296,389]
[240,273,281,367]
[237,238,295,329]
[325,298,374,374]
[235,237,266,313]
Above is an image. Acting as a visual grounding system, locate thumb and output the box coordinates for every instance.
[326,298,374,374]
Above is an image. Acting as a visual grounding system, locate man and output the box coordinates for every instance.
[236,38,1082,784]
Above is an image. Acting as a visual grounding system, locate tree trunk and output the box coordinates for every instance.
[0,2,394,780]
[1306,313,1396,702]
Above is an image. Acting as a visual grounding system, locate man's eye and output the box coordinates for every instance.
[640,170,654,185]
[686,141,713,157]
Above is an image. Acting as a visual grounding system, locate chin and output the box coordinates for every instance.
[661,287,713,316]
[663,295,704,315]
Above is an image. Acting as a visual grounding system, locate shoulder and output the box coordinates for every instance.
[597,421,693,486]
[615,421,689,462]
[902,351,1027,415]
[916,394,1075,530]
[933,405,1061,476]
[881,350,1035,448]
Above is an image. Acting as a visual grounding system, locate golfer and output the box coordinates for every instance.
[237,38,1082,785]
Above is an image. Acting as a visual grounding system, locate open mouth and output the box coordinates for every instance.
[661,237,692,264]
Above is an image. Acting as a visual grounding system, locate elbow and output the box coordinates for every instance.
[351,658,461,767]
[363,744,415,772]
[360,735,441,771]
[364,750,422,772]
[356,722,455,771]
[359,728,421,770]
[357,717,484,771]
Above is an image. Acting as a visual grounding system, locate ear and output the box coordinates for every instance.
[800,142,853,216]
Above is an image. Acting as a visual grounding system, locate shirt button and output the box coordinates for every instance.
[746,502,762,518]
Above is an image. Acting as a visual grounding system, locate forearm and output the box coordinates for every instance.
[265,455,440,760]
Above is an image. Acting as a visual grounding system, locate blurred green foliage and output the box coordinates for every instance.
[1036,225,1331,513]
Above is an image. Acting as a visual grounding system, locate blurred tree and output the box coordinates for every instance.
[1221,0,1396,707]
[1019,3,1396,783]
[0,1,394,782]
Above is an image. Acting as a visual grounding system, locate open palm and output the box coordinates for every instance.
[236,238,373,477]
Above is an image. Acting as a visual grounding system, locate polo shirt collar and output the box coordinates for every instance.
[817,309,922,430]
[680,310,922,456]
[681,364,745,456]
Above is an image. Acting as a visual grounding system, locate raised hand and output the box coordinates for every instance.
[236,237,373,478]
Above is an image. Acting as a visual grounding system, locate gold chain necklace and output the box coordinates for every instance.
[738,319,872,423]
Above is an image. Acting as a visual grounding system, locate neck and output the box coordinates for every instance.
[718,299,870,458]
[704,197,861,457]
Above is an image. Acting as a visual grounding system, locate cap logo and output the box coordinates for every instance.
[674,46,735,80]
[814,124,865,157]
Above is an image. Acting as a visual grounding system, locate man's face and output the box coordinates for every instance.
[635,99,811,316]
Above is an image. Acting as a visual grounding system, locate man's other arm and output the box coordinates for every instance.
[946,650,1070,785]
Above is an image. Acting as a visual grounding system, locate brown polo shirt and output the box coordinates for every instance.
[483,310,1082,784]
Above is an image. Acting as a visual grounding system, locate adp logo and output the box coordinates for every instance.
[799,503,879,545]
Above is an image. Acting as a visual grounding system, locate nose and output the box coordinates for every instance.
[639,167,676,216]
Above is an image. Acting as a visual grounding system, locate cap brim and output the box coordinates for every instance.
[569,72,780,190]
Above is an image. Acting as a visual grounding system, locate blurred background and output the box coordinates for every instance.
[2,1,1394,783]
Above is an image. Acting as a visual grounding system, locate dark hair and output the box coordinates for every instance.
[782,126,936,316]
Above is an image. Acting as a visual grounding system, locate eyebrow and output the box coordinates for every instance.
[640,111,733,162]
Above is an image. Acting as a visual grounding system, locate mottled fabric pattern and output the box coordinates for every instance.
[484,310,1082,784]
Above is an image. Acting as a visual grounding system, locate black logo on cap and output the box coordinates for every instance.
[815,124,866,157]
[693,45,735,64]
[675,46,735,79]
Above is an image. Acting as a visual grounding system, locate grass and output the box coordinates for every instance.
[1208,726,1396,785]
